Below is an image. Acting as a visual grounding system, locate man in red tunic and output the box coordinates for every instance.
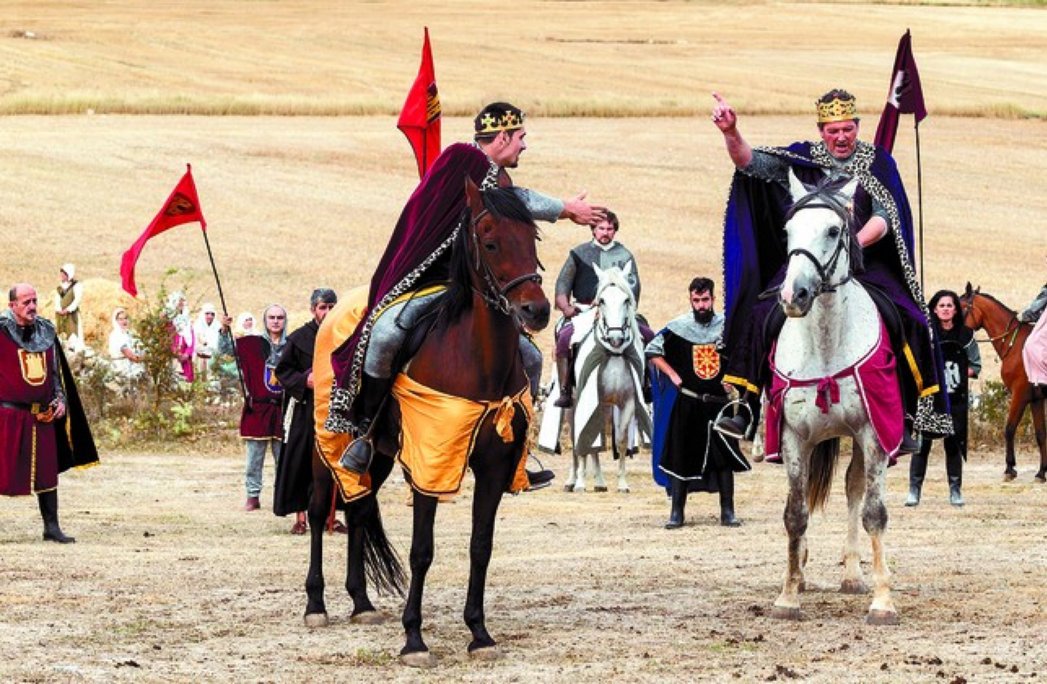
[0,283,98,543]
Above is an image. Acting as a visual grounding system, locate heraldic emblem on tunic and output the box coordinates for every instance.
[692,344,720,380]
[18,350,47,386]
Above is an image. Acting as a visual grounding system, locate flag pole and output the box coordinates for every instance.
[200,229,247,403]
[915,121,925,292]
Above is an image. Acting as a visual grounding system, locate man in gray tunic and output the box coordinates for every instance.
[552,210,653,408]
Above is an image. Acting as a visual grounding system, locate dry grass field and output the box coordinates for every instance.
[0,1,1045,682]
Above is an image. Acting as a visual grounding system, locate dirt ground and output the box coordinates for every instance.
[0,439,1043,683]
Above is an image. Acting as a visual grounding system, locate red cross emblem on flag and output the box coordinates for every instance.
[692,344,720,380]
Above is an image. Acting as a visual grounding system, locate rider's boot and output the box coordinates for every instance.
[897,419,920,456]
[553,355,574,409]
[339,373,393,474]
[664,479,687,529]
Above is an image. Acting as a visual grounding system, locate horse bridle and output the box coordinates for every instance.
[782,189,854,299]
[468,207,543,315]
[962,295,1023,357]
[593,281,634,354]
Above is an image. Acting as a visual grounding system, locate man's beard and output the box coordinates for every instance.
[693,308,714,324]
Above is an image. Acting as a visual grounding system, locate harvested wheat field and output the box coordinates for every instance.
[0,0,1045,682]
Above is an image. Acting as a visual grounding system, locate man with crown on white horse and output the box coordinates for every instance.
[330,102,605,488]
[552,210,655,409]
[710,88,951,451]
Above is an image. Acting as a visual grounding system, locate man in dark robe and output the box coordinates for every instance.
[0,283,98,543]
[709,89,951,447]
[647,277,749,529]
[331,101,603,484]
[274,288,346,534]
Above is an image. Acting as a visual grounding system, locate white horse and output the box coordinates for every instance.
[564,262,651,493]
[770,170,900,625]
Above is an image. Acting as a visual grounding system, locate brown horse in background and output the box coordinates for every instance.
[960,283,1047,482]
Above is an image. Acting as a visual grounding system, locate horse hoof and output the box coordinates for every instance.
[1035,473,1046,483]
[617,487,630,494]
[563,483,575,492]
[840,579,868,595]
[400,651,438,668]
[770,605,802,621]
[866,609,900,626]
[469,645,501,661]
[350,610,387,625]
[1004,470,1018,482]
[593,486,608,493]
[303,612,329,628]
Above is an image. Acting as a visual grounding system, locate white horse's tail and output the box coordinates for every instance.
[808,438,840,512]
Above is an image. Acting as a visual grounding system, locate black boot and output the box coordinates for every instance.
[553,356,574,409]
[665,479,687,529]
[525,454,555,491]
[719,470,741,527]
[339,373,392,474]
[898,420,920,455]
[38,490,75,544]
[948,476,964,507]
[906,447,927,507]
[714,413,750,441]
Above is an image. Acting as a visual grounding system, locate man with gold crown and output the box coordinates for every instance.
[708,88,951,451]
[330,101,604,481]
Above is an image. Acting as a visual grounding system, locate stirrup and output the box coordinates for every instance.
[339,433,374,474]
[713,399,754,440]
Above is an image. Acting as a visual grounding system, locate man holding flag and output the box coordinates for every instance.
[708,87,951,449]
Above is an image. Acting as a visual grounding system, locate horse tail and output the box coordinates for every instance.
[806,438,840,512]
[352,495,406,598]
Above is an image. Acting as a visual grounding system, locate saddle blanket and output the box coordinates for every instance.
[394,373,531,498]
[765,322,903,465]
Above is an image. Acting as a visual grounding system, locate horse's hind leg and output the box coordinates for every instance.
[772,433,808,620]
[840,446,868,595]
[1003,395,1027,480]
[400,490,438,668]
[304,455,332,627]
[861,441,898,625]
[1032,398,1047,482]
[615,406,632,493]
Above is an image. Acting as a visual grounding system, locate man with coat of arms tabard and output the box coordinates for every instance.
[646,277,750,529]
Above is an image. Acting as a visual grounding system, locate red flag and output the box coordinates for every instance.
[120,164,206,296]
[874,29,928,154]
[397,27,442,179]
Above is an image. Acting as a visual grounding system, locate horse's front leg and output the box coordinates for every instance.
[840,444,868,595]
[463,451,514,660]
[860,438,898,625]
[590,451,608,492]
[615,405,633,493]
[400,490,439,668]
[772,431,808,620]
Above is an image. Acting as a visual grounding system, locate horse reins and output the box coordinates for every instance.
[469,207,543,315]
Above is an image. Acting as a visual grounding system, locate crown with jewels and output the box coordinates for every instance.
[817,94,858,124]
[475,109,525,135]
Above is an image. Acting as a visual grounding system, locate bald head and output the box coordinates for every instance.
[8,283,39,326]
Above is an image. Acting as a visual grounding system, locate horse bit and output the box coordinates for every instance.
[469,207,543,316]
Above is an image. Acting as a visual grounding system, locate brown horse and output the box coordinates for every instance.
[303,179,549,667]
[960,283,1047,481]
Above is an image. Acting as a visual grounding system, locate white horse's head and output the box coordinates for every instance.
[592,262,636,354]
[779,169,860,318]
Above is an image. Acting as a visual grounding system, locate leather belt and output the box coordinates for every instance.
[0,400,45,414]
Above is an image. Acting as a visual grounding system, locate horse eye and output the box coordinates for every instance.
[484,242,497,253]
[827,226,840,238]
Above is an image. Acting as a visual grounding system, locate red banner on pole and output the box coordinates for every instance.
[874,29,927,154]
[120,164,207,296]
[397,27,442,179]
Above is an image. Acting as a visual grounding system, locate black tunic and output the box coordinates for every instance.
[658,331,749,492]
[273,320,319,516]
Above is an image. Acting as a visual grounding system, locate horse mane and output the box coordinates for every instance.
[971,289,1016,317]
[435,186,537,327]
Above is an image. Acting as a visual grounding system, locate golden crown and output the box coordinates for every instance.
[817,95,858,124]
[475,110,525,135]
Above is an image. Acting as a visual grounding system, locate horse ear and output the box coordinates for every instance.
[964,281,972,296]
[840,176,860,201]
[786,168,808,202]
[593,262,605,279]
[464,176,482,213]
[621,260,633,278]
